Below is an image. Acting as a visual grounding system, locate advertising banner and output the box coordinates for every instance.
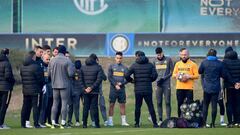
[22,0,160,33]
[164,0,240,32]
[0,0,12,33]
[0,33,239,57]
[0,34,106,57]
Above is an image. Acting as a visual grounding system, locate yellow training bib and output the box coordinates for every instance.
[113,72,124,77]
[156,64,167,69]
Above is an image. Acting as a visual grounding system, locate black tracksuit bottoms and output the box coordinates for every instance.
[21,95,39,127]
[135,92,157,125]
[82,94,99,127]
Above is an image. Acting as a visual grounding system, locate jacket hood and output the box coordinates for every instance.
[0,54,7,62]
[225,47,233,54]
[75,60,82,69]
[136,56,149,64]
[85,57,97,65]
[23,56,35,66]
[207,56,218,61]
[225,51,238,60]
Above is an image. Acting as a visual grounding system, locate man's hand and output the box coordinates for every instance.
[182,74,191,82]
[42,85,47,94]
[235,83,240,89]
[115,84,121,91]
[117,82,122,86]
[175,73,180,80]
[85,87,92,93]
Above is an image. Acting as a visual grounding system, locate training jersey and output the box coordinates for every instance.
[172,59,199,90]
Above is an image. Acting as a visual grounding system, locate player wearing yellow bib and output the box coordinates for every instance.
[152,47,173,125]
[107,52,129,127]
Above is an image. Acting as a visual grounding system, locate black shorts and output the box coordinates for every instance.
[109,90,126,104]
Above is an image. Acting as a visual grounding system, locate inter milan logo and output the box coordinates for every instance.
[73,0,108,15]
[111,35,130,52]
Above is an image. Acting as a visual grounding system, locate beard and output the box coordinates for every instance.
[157,55,165,61]
[180,57,189,63]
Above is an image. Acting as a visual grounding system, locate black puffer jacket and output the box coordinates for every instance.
[0,54,15,91]
[125,56,158,93]
[72,69,84,95]
[223,51,240,88]
[20,56,44,95]
[81,58,103,94]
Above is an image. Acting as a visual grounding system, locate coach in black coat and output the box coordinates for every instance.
[222,50,240,126]
[0,54,15,92]
[81,56,103,128]
[20,52,44,128]
[0,52,15,128]
[125,51,158,128]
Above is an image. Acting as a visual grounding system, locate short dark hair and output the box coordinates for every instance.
[42,45,51,51]
[34,45,43,50]
[135,50,141,57]
[116,51,123,56]
[135,50,145,57]
[53,47,59,51]
[138,51,145,57]
[155,47,162,54]
[58,45,67,54]
[179,48,187,52]
[207,49,217,57]
[75,60,82,69]
[28,51,36,58]
[1,48,9,55]
[89,53,98,61]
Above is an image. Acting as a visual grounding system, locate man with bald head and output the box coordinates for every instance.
[172,48,199,117]
[39,54,53,127]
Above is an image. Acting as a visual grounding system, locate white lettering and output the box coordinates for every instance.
[201,0,209,6]
[226,0,233,7]
[45,38,54,47]
[68,38,77,49]
[200,7,208,15]
[56,38,65,46]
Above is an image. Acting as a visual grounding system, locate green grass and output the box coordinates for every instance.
[2,57,240,134]
[1,128,240,135]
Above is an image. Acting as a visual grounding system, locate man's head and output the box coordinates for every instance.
[89,53,99,63]
[115,52,123,64]
[42,53,50,64]
[58,45,67,55]
[135,50,141,58]
[34,46,43,58]
[52,47,59,57]
[1,48,9,56]
[135,50,145,58]
[65,51,70,58]
[28,51,36,61]
[179,48,189,62]
[42,45,51,55]
[207,49,217,57]
[225,46,233,54]
[75,60,82,69]
[155,47,164,60]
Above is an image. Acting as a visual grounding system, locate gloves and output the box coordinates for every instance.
[42,85,47,94]
[157,78,165,87]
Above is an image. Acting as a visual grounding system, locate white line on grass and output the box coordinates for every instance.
[88,129,150,134]
[49,133,72,135]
